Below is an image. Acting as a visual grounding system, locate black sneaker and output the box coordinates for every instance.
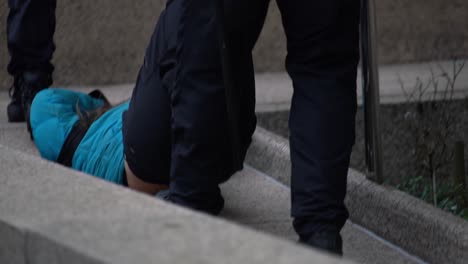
[6,78,25,122]
[300,229,343,256]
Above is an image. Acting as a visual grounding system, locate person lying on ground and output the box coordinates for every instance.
[30,88,169,195]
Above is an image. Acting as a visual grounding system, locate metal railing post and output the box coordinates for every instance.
[361,0,384,183]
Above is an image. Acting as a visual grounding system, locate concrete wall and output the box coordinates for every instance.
[1,0,468,88]
[0,0,165,89]
[377,0,468,63]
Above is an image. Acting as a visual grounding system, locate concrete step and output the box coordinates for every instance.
[221,167,423,264]
[0,86,424,263]
[1,144,347,264]
[1,0,467,88]
[0,124,422,263]
[247,127,468,264]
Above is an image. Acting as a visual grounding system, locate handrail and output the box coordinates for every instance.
[360,0,384,183]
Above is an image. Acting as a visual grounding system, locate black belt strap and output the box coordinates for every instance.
[57,121,89,167]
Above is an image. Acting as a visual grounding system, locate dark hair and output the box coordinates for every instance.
[75,102,113,129]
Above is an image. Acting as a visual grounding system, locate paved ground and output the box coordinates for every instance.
[0,85,428,263]
[2,60,464,115]
[256,60,468,112]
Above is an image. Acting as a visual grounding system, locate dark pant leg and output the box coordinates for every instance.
[167,0,231,214]
[168,0,269,214]
[122,0,180,185]
[276,0,360,239]
[224,0,270,165]
[7,0,56,77]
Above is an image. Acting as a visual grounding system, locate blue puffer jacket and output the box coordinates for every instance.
[30,88,129,184]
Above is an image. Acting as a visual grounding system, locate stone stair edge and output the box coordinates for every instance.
[0,143,349,264]
[245,126,468,264]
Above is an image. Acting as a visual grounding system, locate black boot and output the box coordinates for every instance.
[6,78,25,122]
[300,229,343,256]
[7,71,52,127]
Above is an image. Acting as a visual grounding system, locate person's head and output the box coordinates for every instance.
[75,102,112,129]
[74,89,113,129]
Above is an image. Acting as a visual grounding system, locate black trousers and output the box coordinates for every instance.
[123,0,360,239]
[7,0,56,78]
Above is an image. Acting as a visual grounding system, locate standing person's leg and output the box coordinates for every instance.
[166,0,270,215]
[7,0,56,122]
[123,0,179,191]
[123,0,268,212]
[276,0,360,255]
[223,0,270,167]
[164,0,231,215]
